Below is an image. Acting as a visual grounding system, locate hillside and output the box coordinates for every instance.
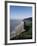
[10,17,32,40]
[23,17,32,21]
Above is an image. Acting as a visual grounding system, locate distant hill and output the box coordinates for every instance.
[23,17,32,22]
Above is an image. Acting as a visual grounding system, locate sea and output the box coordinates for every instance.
[10,19,22,32]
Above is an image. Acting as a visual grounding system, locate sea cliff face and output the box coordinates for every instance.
[15,21,25,35]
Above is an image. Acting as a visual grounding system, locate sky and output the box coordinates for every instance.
[10,6,32,20]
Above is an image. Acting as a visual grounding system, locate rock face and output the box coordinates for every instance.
[10,21,25,39]
[15,21,25,35]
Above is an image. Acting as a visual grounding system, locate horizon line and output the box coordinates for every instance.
[10,16,32,20]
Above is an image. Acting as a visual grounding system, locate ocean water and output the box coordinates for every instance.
[10,20,22,32]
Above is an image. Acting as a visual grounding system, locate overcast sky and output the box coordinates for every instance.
[10,6,32,20]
